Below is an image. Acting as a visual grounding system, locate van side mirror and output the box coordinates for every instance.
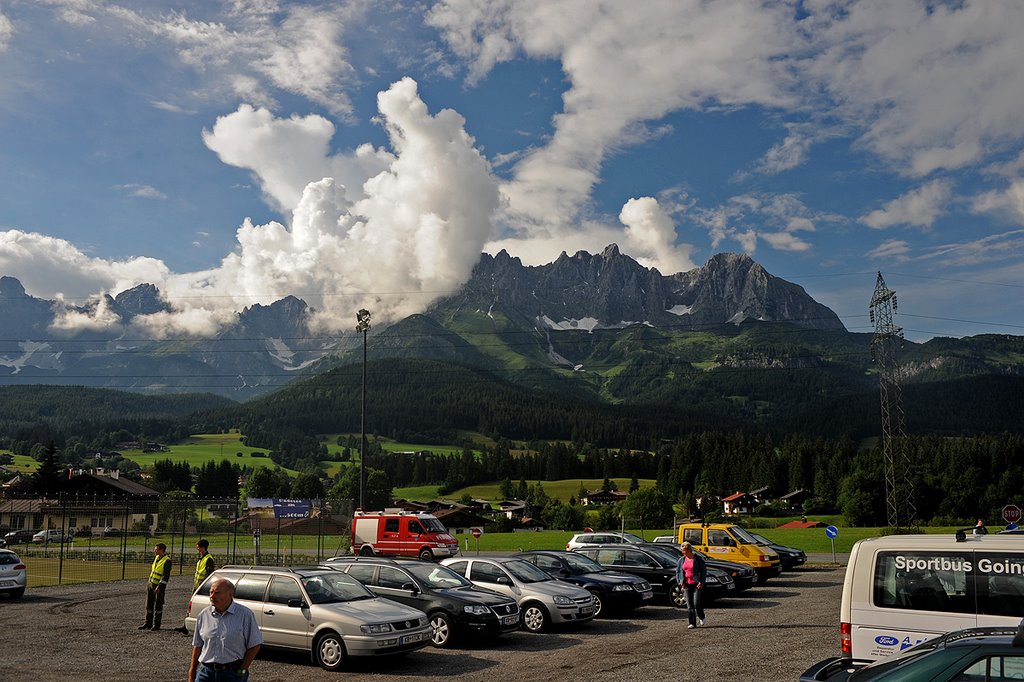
[402,582,419,595]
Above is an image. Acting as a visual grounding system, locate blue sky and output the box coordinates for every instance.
[1,0,1023,341]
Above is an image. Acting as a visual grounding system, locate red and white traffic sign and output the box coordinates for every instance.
[471,527,482,539]
[1003,504,1021,524]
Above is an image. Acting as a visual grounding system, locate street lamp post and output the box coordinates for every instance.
[356,309,371,510]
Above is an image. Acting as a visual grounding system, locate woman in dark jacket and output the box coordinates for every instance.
[675,541,707,628]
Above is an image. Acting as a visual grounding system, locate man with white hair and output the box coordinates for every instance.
[188,577,262,682]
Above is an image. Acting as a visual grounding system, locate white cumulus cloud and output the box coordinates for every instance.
[861,179,954,230]
[618,197,696,274]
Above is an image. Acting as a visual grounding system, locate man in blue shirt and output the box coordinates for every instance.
[188,578,262,682]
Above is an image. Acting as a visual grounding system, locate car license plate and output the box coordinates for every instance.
[641,590,653,599]
[400,633,425,645]
[501,615,518,626]
[580,606,594,615]
[0,579,12,587]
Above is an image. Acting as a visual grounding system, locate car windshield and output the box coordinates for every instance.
[502,559,552,583]
[301,573,376,604]
[645,546,682,565]
[562,553,605,574]
[621,533,646,543]
[729,526,761,544]
[406,563,473,588]
[748,532,771,545]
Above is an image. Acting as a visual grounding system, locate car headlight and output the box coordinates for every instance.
[463,605,490,615]
[612,584,633,592]
[704,575,719,584]
[360,623,393,634]
[552,595,573,605]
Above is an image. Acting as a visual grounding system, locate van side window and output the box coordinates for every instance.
[408,520,425,535]
[384,518,400,533]
[975,552,1024,618]
[872,552,972,614]
[683,529,702,545]
[708,530,732,547]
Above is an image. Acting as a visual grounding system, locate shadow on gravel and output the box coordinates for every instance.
[712,598,782,609]
[255,646,502,676]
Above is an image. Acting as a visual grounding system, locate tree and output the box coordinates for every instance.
[629,474,640,493]
[31,442,65,494]
[620,488,673,530]
[242,466,292,499]
[291,472,325,500]
[601,477,618,493]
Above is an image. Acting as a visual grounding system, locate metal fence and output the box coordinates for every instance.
[0,496,354,587]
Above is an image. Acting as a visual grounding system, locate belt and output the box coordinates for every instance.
[203,660,243,671]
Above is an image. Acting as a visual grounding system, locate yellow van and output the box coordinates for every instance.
[677,522,782,581]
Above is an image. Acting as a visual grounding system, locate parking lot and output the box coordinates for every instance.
[0,564,843,681]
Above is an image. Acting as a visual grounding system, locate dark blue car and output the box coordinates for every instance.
[514,550,654,616]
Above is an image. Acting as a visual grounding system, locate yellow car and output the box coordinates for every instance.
[677,522,781,581]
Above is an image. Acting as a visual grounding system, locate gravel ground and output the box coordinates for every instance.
[0,565,845,681]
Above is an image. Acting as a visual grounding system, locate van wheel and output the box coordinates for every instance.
[313,631,347,671]
[418,548,434,562]
[670,583,687,608]
[359,546,374,556]
[429,612,454,647]
[521,603,549,632]
[587,589,603,617]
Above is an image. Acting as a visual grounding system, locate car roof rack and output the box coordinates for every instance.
[322,556,404,564]
[219,565,326,573]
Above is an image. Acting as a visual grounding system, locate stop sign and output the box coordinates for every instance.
[471,527,482,539]
[1003,504,1022,524]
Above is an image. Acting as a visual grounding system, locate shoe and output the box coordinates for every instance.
[698,617,705,626]
[173,626,189,635]
[151,626,160,631]
[137,624,151,630]
[687,624,695,629]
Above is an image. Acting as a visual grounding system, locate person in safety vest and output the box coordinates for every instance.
[174,539,217,635]
[139,543,172,631]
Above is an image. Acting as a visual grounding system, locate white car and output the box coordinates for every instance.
[441,556,596,632]
[565,531,648,550]
[0,548,27,599]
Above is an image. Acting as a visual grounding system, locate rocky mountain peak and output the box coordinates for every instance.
[0,275,27,299]
[112,283,169,320]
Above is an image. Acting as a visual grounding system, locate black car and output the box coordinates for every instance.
[801,626,1024,681]
[513,550,655,616]
[323,556,520,647]
[747,532,807,570]
[640,542,758,592]
[1,529,36,546]
[573,544,735,607]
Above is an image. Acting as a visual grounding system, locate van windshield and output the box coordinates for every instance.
[420,517,446,533]
[729,527,760,545]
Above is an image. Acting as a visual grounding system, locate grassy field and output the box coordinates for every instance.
[119,433,302,475]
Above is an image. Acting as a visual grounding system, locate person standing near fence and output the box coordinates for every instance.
[139,543,171,631]
[174,539,216,635]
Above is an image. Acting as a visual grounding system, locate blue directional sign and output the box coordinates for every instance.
[273,498,311,519]
[825,525,839,539]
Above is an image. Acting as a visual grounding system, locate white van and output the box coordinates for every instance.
[838,533,1024,662]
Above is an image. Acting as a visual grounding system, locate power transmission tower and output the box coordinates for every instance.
[869,272,915,529]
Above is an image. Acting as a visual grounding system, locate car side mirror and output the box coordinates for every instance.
[402,582,419,595]
[559,568,570,578]
[497,576,511,585]
[287,599,305,608]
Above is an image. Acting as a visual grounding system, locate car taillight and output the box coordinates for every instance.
[840,621,852,654]
[566,543,571,550]
[187,599,193,616]
[15,563,26,570]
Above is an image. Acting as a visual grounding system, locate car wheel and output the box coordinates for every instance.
[429,611,454,647]
[8,588,24,599]
[587,589,603,617]
[521,603,549,633]
[359,545,374,557]
[669,583,687,608]
[418,548,434,562]
[313,631,346,671]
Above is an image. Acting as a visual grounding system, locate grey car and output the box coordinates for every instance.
[0,548,27,599]
[185,566,432,671]
[441,556,596,632]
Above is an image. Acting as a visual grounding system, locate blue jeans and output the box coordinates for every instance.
[684,584,704,626]
[196,665,249,682]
